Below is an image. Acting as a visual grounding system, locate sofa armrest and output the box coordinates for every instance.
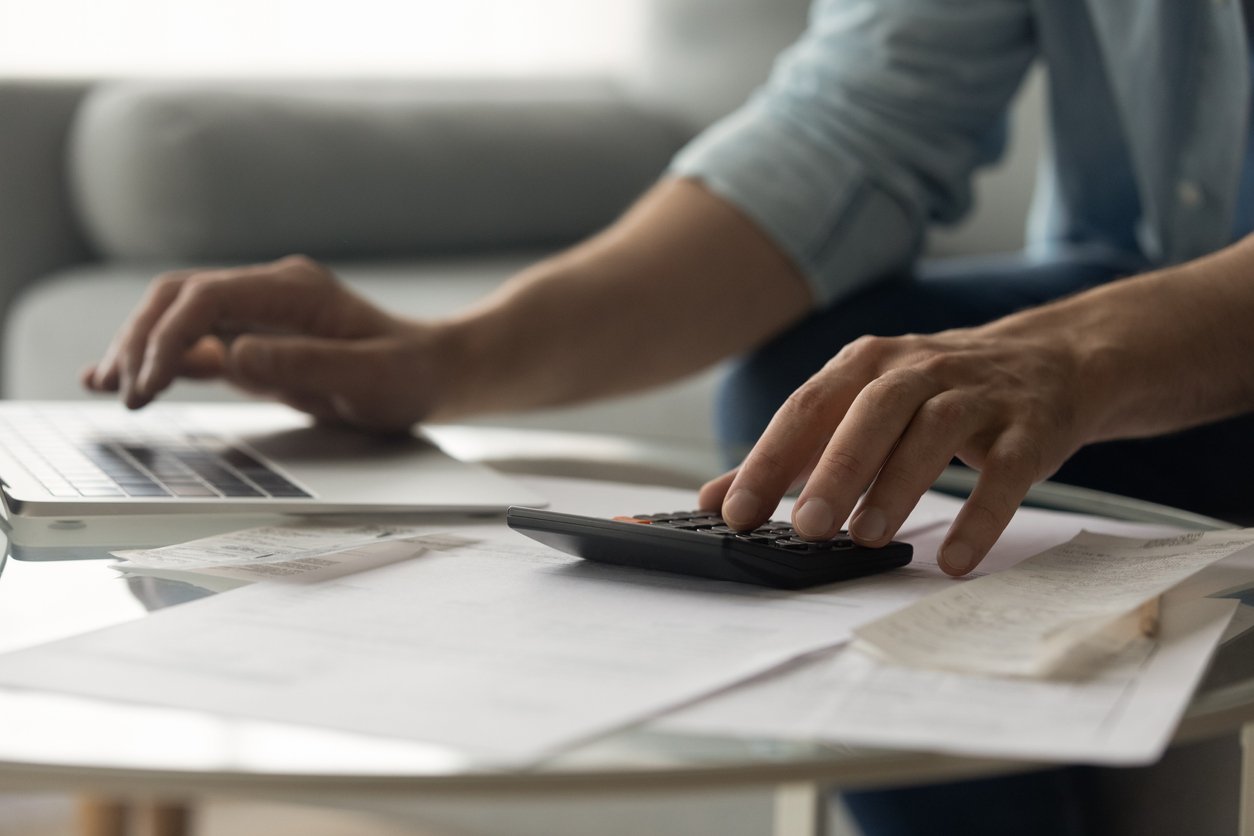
[0,81,94,336]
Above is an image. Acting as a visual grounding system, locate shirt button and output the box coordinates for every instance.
[1177,180,1204,209]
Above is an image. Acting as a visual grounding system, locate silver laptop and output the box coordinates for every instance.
[0,401,545,557]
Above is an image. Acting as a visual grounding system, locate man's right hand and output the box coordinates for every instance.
[82,255,444,432]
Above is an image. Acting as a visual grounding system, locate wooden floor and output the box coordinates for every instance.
[0,794,445,836]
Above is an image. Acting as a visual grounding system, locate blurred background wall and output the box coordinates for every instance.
[0,0,1041,256]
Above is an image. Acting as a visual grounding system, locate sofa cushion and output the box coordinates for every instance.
[68,81,689,262]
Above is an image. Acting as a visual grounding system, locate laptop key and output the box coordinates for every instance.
[78,486,128,497]
[120,483,171,497]
[262,486,314,498]
[168,483,219,497]
[219,484,264,498]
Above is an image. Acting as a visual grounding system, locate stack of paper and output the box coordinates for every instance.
[0,475,1245,768]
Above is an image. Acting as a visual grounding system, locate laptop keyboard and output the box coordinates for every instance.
[0,411,312,500]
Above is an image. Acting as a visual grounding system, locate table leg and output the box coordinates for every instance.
[141,801,192,836]
[773,782,828,836]
[77,797,130,836]
[76,797,192,836]
[1243,724,1254,836]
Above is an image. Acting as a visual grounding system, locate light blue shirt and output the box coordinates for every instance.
[671,0,1250,307]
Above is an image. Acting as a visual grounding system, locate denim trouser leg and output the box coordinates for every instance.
[841,767,1095,836]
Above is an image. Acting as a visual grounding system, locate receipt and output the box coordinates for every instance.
[853,528,1254,677]
[109,522,443,588]
[112,521,433,570]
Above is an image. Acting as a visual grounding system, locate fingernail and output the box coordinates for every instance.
[941,542,975,575]
[722,490,760,527]
[794,498,834,539]
[850,507,886,541]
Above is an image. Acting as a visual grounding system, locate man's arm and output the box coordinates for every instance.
[700,236,1254,577]
[85,178,813,426]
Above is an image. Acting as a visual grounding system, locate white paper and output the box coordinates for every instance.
[660,596,1236,765]
[0,523,943,765]
[853,529,1254,677]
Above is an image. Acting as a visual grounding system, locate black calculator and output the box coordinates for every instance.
[506,507,912,590]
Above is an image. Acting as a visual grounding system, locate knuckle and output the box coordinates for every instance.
[834,334,890,367]
[279,254,332,282]
[857,368,926,411]
[818,447,864,481]
[780,381,833,423]
[180,272,224,300]
[744,444,793,482]
[860,371,910,402]
[989,437,1045,479]
[153,271,189,289]
[916,394,968,428]
[915,351,961,382]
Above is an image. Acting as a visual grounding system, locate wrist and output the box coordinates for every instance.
[987,294,1131,445]
[410,315,482,423]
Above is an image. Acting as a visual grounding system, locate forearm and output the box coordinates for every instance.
[424,178,813,421]
[997,235,1254,443]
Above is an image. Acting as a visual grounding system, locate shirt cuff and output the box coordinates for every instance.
[669,100,921,309]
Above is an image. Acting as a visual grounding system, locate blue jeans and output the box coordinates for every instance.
[714,253,1254,836]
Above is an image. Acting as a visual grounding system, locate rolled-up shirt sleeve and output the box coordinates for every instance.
[670,0,1037,307]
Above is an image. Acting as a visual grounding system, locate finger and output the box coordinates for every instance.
[176,336,230,380]
[82,363,116,392]
[792,368,941,540]
[720,369,864,531]
[89,272,191,399]
[93,336,227,393]
[849,392,981,546]
[939,431,1042,576]
[132,259,342,404]
[226,333,413,430]
[698,469,738,511]
[227,333,360,392]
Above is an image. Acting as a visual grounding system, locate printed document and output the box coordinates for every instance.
[660,596,1234,765]
[0,521,940,765]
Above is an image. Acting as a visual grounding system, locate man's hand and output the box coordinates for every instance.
[82,180,815,432]
[82,255,443,432]
[698,312,1103,577]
